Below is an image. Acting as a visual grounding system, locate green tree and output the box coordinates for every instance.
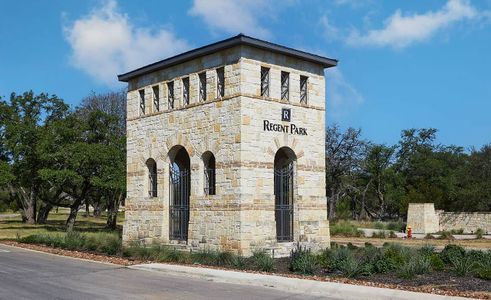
[325,125,365,219]
[361,144,396,219]
[0,91,68,223]
[456,144,491,211]
[38,109,125,230]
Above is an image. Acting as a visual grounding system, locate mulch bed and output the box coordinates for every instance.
[1,240,490,299]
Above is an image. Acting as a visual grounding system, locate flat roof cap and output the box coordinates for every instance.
[117,34,338,82]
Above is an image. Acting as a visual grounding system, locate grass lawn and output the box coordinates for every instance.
[0,211,123,240]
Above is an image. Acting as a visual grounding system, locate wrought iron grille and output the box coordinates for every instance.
[169,166,190,241]
[261,67,270,97]
[148,169,157,197]
[139,89,145,115]
[204,168,216,195]
[182,77,190,105]
[152,85,159,112]
[199,72,206,102]
[217,68,224,98]
[281,71,289,101]
[274,163,294,242]
[167,81,174,109]
[300,75,308,104]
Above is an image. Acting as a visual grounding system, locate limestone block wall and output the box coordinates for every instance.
[406,203,439,234]
[238,53,329,255]
[124,48,243,250]
[439,212,491,234]
[124,45,331,255]
[406,203,491,234]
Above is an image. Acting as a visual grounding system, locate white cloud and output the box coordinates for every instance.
[319,15,340,41]
[333,0,372,9]
[347,0,477,49]
[189,0,271,38]
[326,68,364,118]
[64,0,189,86]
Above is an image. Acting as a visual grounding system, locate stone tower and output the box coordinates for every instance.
[118,34,337,256]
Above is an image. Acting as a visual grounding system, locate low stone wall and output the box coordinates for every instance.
[406,203,440,234]
[406,203,491,234]
[439,212,491,234]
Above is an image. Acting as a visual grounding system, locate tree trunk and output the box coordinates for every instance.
[9,184,36,224]
[24,188,37,224]
[84,201,90,217]
[327,188,337,220]
[93,201,102,217]
[37,203,53,224]
[359,180,372,220]
[106,193,122,230]
[66,205,79,232]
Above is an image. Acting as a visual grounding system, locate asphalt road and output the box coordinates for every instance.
[0,244,329,300]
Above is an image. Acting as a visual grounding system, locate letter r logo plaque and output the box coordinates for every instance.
[282,108,291,122]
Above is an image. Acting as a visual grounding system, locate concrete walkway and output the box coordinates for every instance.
[358,228,491,240]
[131,263,470,300]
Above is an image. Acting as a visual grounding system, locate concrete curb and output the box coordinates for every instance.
[129,263,470,300]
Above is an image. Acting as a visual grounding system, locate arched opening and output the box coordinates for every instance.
[146,158,157,197]
[202,151,216,195]
[274,147,296,242]
[168,146,191,241]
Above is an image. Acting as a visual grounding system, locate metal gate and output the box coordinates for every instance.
[274,163,294,242]
[169,166,190,241]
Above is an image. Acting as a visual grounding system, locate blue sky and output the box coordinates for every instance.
[1,0,490,149]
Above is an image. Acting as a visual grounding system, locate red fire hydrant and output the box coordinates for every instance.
[406,225,412,239]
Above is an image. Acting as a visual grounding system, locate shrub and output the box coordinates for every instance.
[449,228,464,235]
[123,243,155,260]
[371,231,387,239]
[440,244,465,264]
[387,221,405,232]
[373,222,385,230]
[395,252,430,279]
[413,255,431,275]
[231,255,248,270]
[191,250,219,265]
[475,228,484,239]
[347,242,358,250]
[63,231,85,250]
[424,233,435,239]
[217,251,235,266]
[374,259,393,273]
[418,244,435,257]
[326,247,352,271]
[397,261,416,279]
[474,265,491,280]
[388,231,397,238]
[290,248,319,275]
[360,245,382,263]
[251,250,275,272]
[88,233,122,255]
[382,243,409,268]
[429,254,445,271]
[330,221,364,237]
[450,256,477,276]
[438,231,455,240]
[358,245,381,274]
[339,256,372,278]
[167,248,189,263]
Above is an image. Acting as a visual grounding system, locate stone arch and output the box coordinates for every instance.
[274,147,296,242]
[168,145,191,241]
[266,136,304,161]
[202,151,216,195]
[165,134,196,162]
[145,158,157,198]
